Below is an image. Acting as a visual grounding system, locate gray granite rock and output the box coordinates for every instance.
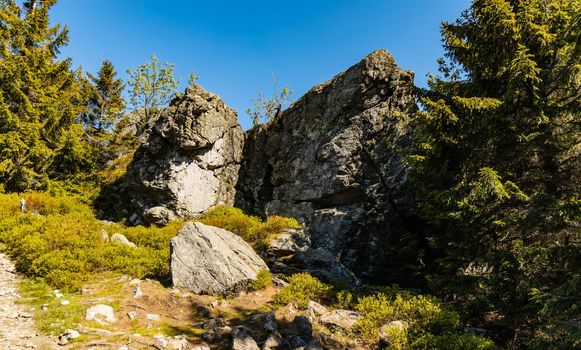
[236,49,416,285]
[120,84,244,226]
[170,222,268,295]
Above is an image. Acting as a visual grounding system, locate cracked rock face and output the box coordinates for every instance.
[170,222,268,295]
[124,84,244,225]
[236,50,417,284]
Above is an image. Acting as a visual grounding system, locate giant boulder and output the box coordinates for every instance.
[236,50,417,284]
[170,222,268,295]
[122,84,244,225]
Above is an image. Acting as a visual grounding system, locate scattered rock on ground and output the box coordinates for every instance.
[292,315,313,340]
[267,229,310,257]
[110,233,137,248]
[307,300,328,318]
[262,331,287,350]
[319,309,361,330]
[0,253,57,349]
[85,304,117,325]
[231,326,259,350]
[146,313,160,321]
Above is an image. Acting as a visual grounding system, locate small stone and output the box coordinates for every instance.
[153,334,169,348]
[288,335,306,349]
[85,304,117,324]
[41,304,48,311]
[60,300,70,306]
[127,311,138,320]
[231,326,259,350]
[62,329,80,339]
[202,317,225,330]
[168,336,190,350]
[54,293,64,299]
[319,309,361,330]
[134,286,143,299]
[111,233,137,248]
[146,313,160,321]
[293,315,313,339]
[264,319,276,332]
[307,300,327,316]
[57,336,69,346]
[129,279,141,286]
[263,331,287,350]
[202,329,217,342]
[100,230,109,242]
[196,306,212,318]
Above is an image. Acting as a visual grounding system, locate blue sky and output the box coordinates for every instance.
[50,0,470,130]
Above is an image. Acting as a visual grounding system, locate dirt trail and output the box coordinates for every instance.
[0,253,57,350]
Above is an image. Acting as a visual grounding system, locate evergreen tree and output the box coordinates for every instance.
[81,60,125,132]
[0,0,89,191]
[407,0,580,347]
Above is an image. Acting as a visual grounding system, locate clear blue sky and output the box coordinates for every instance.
[49,0,470,130]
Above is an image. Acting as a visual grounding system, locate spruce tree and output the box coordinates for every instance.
[407,0,580,347]
[82,60,125,132]
[0,0,88,190]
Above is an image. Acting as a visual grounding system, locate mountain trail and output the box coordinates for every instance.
[0,253,57,350]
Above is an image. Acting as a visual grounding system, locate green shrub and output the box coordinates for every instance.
[0,192,182,291]
[273,273,333,308]
[382,324,409,350]
[410,333,495,350]
[248,269,272,291]
[200,206,300,250]
[335,290,355,309]
[351,291,490,348]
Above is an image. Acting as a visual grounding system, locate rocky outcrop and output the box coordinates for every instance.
[121,84,244,226]
[236,49,416,284]
[170,222,268,295]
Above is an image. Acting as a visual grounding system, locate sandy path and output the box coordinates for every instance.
[0,253,57,350]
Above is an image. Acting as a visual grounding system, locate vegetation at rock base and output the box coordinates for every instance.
[403,0,581,347]
[273,273,334,308]
[0,193,296,293]
[0,192,183,291]
[199,206,301,251]
[248,268,272,291]
[274,273,495,349]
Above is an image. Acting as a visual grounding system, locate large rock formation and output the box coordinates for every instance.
[170,222,268,295]
[236,50,417,284]
[121,84,244,225]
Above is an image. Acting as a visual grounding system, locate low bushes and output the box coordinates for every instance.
[0,193,299,292]
[248,269,272,291]
[273,273,495,349]
[199,206,301,250]
[273,273,333,308]
[0,192,182,291]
